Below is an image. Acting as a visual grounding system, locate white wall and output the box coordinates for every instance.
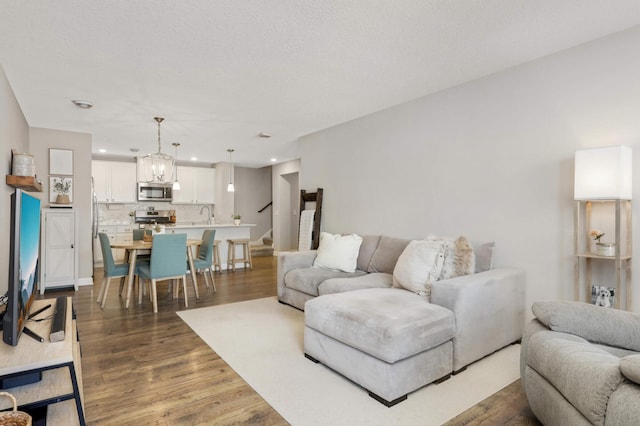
[0,64,30,295]
[300,26,640,313]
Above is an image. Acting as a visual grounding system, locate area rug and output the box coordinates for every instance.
[177,297,520,426]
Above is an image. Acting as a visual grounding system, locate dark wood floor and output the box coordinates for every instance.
[36,256,539,425]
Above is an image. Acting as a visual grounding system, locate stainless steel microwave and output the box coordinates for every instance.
[137,182,173,201]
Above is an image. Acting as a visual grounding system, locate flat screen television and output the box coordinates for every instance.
[2,189,41,346]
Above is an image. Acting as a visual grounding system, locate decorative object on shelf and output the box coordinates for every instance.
[0,391,32,425]
[50,176,73,204]
[172,142,181,190]
[232,214,241,225]
[12,151,36,177]
[227,148,235,192]
[591,285,615,308]
[595,243,615,257]
[49,148,73,176]
[141,117,175,183]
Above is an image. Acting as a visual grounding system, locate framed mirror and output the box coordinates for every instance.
[49,148,74,176]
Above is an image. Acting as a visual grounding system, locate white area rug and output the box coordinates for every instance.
[178,297,520,426]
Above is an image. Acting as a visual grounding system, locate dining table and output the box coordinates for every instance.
[111,238,203,309]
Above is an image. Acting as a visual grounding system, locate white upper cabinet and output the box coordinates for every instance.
[92,160,137,203]
[172,166,215,204]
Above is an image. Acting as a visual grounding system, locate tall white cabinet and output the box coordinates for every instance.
[40,209,79,294]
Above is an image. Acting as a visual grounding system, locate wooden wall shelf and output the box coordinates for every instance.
[6,175,43,192]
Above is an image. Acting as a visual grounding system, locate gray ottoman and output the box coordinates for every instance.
[304,288,455,406]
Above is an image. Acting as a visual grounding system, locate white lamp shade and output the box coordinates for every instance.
[227,182,235,192]
[574,145,632,200]
[172,180,181,190]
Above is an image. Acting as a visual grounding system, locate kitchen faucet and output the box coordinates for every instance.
[200,205,212,224]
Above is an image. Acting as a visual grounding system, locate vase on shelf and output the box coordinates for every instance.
[595,242,615,257]
[234,219,241,225]
[55,194,70,204]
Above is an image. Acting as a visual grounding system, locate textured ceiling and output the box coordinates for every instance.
[1,1,639,167]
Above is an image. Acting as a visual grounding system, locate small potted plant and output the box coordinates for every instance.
[53,177,71,204]
[232,214,241,225]
[590,229,614,256]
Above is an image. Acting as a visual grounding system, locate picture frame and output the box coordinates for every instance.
[49,176,73,204]
[49,148,74,176]
[591,285,615,308]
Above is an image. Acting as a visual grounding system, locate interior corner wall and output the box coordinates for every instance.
[299,26,640,314]
[234,166,272,241]
[29,127,93,285]
[0,64,29,295]
[272,159,301,252]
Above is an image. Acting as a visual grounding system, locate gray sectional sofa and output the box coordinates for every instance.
[277,234,526,405]
[521,301,640,425]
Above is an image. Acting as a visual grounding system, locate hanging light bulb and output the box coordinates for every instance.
[141,117,175,183]
[227,149,235,192]
[172,142,181,190]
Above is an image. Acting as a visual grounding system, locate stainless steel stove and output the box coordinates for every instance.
[134,209,172,225]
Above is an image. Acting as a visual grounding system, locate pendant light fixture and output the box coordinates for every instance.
[141,117,175,183]
[227,149,235,192]
[172,142,181,190]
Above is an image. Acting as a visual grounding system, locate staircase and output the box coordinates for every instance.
[251,236,274,257]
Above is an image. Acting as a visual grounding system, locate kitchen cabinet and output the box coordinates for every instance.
[40,209,78,293]
[92,160,137,203]
[172,166,215,204]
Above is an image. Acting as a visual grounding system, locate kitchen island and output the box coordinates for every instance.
[167,223,255,271]
[94,223,255,270]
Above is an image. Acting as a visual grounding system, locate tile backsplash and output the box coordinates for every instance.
[98,202,215,224]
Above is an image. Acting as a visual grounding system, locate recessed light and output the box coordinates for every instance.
[98,149,107,153]
[130,148,139,153]
[258,132,272,138]
[270,158,277,162]
[71,100,93,109]
[191,157,198,161]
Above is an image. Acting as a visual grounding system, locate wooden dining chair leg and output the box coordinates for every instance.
[101,277,113,309]
[97,276,107,303]
[202,269,210,288]
[182,275,189,308]
[209,269,217,293]
[151,279,159,313]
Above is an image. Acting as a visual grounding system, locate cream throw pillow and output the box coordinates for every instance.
[392,240,446,298]
[313,232,363,273]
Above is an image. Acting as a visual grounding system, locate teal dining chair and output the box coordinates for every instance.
[136,233,188,313]
[190,229,217,293]
[97,232,136,309]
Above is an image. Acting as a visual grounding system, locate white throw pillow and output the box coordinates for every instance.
[392,240,446,298]
[313,232,363,273]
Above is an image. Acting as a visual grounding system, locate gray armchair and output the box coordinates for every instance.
[521,300,640,425]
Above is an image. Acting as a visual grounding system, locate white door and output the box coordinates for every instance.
[41,211,76,293]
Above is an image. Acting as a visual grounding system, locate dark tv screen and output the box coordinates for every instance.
[3,189,41,346]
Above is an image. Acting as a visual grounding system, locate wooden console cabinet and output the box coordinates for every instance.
[0,297,84,425]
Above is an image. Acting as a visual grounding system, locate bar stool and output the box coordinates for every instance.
[212,240,222,273]
[227,238,253,271]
